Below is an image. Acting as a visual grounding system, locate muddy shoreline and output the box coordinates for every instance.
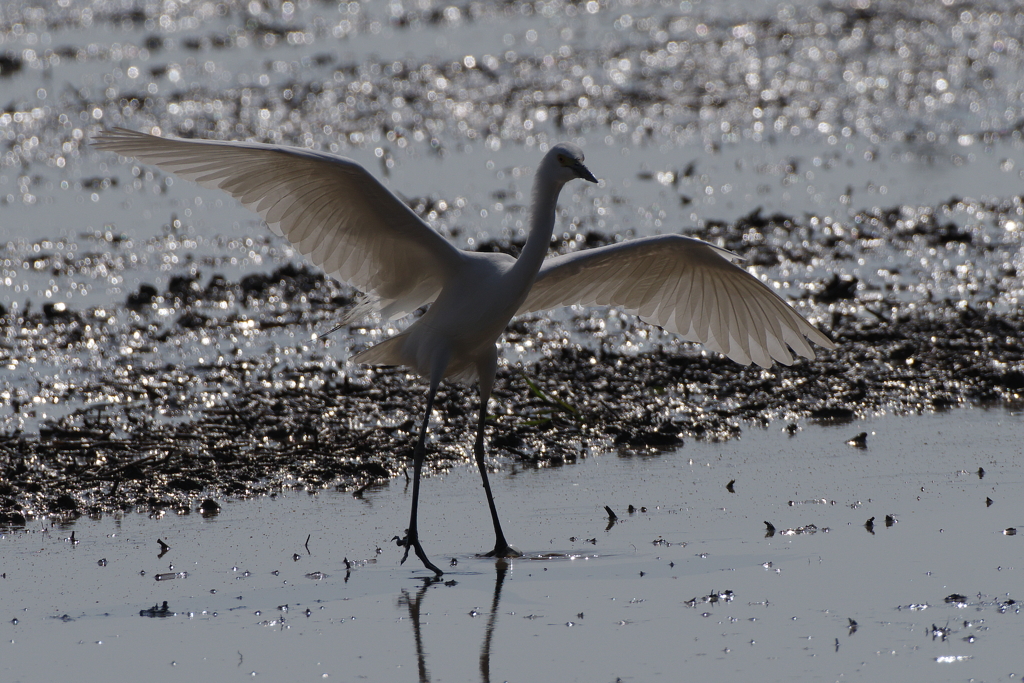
[3,0,1024,525]
[3,230,1022,525]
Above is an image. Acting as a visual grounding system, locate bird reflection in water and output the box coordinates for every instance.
[397,560,510,683]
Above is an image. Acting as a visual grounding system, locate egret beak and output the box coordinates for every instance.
[576,163,599,184]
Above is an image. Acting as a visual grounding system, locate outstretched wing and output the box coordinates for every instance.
[93,128,462,319]
[518,234,834,367]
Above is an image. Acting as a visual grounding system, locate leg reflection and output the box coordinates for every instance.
[479,559,509,683]
[398,560,511,683]
[398,576,441,683]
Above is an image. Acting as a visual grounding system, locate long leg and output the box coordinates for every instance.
[475,350,520,558]
[394,377,445,576]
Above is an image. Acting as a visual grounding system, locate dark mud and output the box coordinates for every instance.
[2,216,1022,525]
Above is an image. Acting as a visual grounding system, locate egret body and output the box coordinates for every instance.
[94,128,834,575]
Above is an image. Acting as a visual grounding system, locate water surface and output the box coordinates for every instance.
[3,409,1022,682]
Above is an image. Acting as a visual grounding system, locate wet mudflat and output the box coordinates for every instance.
[3,409,1023,683]
[4,0,1024,680]
[4,2,1024,513]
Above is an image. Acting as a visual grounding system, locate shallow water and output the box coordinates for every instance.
[3,409,1023,682]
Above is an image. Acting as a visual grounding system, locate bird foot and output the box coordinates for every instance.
[482,544,522,559]
[394,531,444,576]
[392,534,413,565]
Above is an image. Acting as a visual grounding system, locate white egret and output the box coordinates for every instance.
[94,128,834,575]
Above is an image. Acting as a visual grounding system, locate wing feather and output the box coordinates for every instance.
[635,258,671,319]
[690,264,710,344]
[727,276,771,368]
[93,127,461,317]
[519,234,834,367]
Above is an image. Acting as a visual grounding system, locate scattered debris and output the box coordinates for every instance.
[847,432,868,449]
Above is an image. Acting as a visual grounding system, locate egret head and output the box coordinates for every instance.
[544,142,599,185]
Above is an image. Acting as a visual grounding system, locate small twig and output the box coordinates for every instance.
[313,320,347,343]
[863,305,890,323]
[520,372,579,416]
[86,453,167,481]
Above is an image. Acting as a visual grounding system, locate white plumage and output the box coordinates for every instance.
[522,235,833,368]
[94,128,834,575]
